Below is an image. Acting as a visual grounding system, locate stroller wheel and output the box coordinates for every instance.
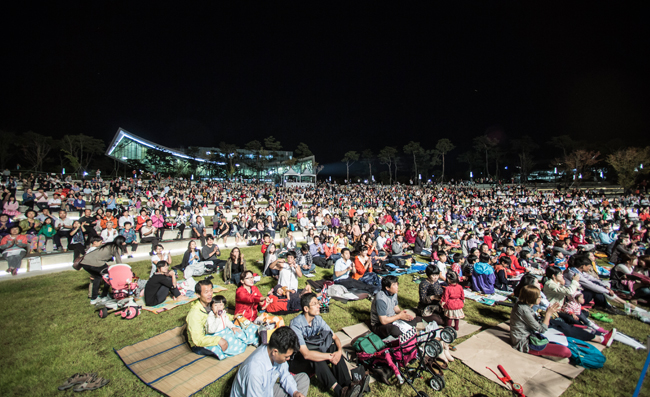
[98,307,108,319]
[417,392,429,397]
[424,339,443,358]
[440,327,456,344]
[429,374,445,391]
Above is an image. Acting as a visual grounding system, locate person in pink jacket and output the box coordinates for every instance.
[3,196,20,217]
[151,209,165,240]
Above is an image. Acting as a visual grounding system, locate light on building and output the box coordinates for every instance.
[191,174,194,180]
[641,164,644,169]
[122,157,128,160]
[579,174,582,179]
[600,171,604,178]
[206,151,211,155]
[418,174,421,180]
[469,172,473,178]
[554,167,557,174]
[504,166,508,170]
[62,168,65,175]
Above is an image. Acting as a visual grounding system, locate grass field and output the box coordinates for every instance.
[0,245,648,397]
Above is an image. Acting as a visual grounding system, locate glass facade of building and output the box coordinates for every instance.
[106,128,314,180]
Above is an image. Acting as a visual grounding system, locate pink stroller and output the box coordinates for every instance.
[94,264,141,320]
[357,327,456,396]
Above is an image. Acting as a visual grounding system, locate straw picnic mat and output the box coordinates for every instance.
[115,325,254,397]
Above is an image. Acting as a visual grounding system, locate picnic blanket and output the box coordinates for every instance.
[463,289,509,306]
[114,325,255,397]
[307,279,368,302]
[136,285,227,314]
[451,322,605,397]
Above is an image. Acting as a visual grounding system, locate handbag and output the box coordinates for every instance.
[528,332,549,352]
[353,332,385,355]
[72,255,84,270]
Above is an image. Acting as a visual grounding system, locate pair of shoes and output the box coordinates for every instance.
[425,356,446,375]
[603,306,625,316]
[340,382,361,397]
[602,328,617,347]
[11,268,19,276]
[89,297,108,305]
[58,373,96,390]
[72,375,109,392]
[592,313,613,323]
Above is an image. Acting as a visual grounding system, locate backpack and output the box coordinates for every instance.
[353,332,385,355]
[566,337,606,369]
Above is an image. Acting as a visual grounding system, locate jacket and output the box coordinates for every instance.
[185,300,223,348]
[80,245,123,268]
[543,278,579,308]
[180,248,204,270]
[564,267,611,295]
[471,262,496,294]
[235,285,262,321]
[224,258,247,282]
[441,284,465,310]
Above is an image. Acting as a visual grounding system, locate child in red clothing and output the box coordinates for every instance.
[441,271,465,331]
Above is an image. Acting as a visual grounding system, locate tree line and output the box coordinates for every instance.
[0,130,105,176]
[1,129,648,191]
[340,134,650,191]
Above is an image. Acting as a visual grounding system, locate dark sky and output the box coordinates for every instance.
[2,2,649,175]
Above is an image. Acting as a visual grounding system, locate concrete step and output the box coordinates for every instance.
[0,231,306,280]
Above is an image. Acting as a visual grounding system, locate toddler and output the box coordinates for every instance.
[206,296,241,335]
[441,271,465,331]
[560,292,607,334]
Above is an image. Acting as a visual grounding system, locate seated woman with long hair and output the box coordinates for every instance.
[235,270,269,322]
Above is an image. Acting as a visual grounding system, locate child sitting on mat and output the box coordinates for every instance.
[560,292,607,335]
[204,295,259,360]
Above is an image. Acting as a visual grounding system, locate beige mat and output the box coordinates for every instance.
[115,325,254,397]
[451,322,604,397]
[454,319,482,339]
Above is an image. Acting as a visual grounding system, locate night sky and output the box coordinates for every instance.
[2,2,649,176]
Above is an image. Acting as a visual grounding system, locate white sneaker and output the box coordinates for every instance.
[90,298,100,305]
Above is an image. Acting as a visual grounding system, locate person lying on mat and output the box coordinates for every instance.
[231,326,309,397]
[265,285,317,313]
[370,275,422,338]
[144,261,180,306]
[289,293,366,397]
[186,279,229,357]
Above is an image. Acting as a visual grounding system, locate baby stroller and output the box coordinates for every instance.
[94,264,141,320]
[357,326,457,397]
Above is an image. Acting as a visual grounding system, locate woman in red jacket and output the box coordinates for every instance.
[235,270,267,321]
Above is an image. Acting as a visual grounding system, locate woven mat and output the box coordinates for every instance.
[115,325,254,397]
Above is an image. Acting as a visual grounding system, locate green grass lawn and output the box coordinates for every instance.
[1,246,649,397]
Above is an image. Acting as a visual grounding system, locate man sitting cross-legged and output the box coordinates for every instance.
[333,248,380,295]
[186,279,229,357]
[289,293,368,397]
[230,326,309,397]
[370,275,422,338]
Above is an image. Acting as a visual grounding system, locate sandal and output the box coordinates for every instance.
[73,375,109,392]
[433,356,448,370]
[58,373,96,391]
[592,313,614,323]
[424,356,445,375]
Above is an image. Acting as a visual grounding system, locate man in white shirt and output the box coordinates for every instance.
[333,249,380,295]
[53,210,74,251]
[278,251,302,294]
